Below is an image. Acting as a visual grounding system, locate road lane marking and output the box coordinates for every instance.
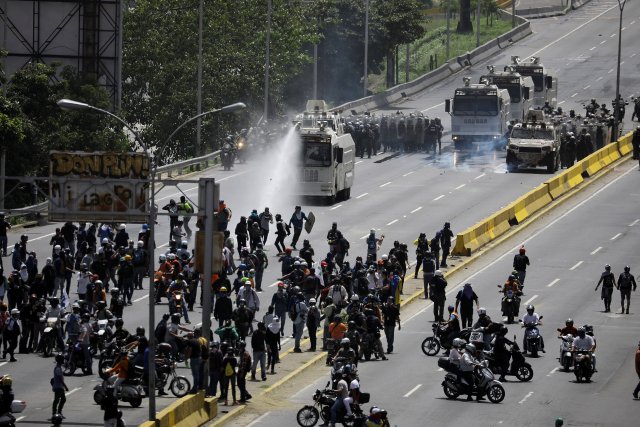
[405,307,428,323]
[433,195,445,201]
[403,171,414,177]
[558,100,565,105]
[411,206,423,214]
[379,181,391,188]
[526,2,618,59]
[590,246,602,255]
[474,173,486,180]
[523,295,538,306]
[622,27,626,31]
[356,193,368,199]
[596,76,603,81]
[29,232,56,242]
[610,33,616,38]
[247,412,272,427]
[570,260,583,270]
[420,102,445,113]
[584,85,591,89]
[360,234,369,239]
[621,61,625,65]
[611,232,621,240]
[66,387,81,396]
[0,362,7,367]
[133,294,149,303]
[518,391,534,404]
[608,69,614,73]
[589,46,596,51]
[455,184,466,190]
[355,160,363,165]
[330,204,342,210]
[631,53,637,58]
[387,219,398,226]
[404,384,422,397]
[546,278,560,288]
[631,20,636,25]
[600,40,606,44]
[547,367,560,377]
[629,219,639,226]
[571,93,578,98]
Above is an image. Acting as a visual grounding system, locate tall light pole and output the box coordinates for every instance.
[196,0,204,157]
[264,0,272,121]
[56,98,246,422]
[364,0,370,97]
[476,0,481,47]
[614,0,626,140]
[446,0,451,59]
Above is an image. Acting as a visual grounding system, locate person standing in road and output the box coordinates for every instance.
[633,341,640,399]
[207,340,223,397]
[184,332,202,393]
[161,199,179,241]
[288,206,308,250]
[0,213,11,257]
[430,270,448,322]
[440,223,454,268]
[513,247,530,286]
[221,349,238,405]
[381,296,400,354]
[632,126,640,161]
[595,264,617,313]
[306,298,322,352]
[455,283,479,328]
[101,386,119,427]
[291,294,308,353]
[618,266,637,315]
[258,207,273,245]
[237,341,252,403]
[422,252,436,300]
[177,196,194,237]
[234,216,248,252]
[250,322,267,381]
[413,233,429,279]
[51,354,69,420]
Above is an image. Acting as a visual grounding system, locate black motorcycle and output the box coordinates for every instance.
[221,142,235,171]
[63,341,93,376]
[422,324,472,356]
[485,339,533,382]
[573,350,595,383]
[360,332,383,362]
[296,382,369,427]
[498,286,520,324]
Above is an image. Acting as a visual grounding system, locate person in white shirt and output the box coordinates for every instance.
[342,368,359,418]
[572,328,595,351]
[521,304,545,353]
[330,377,350,426]
[459,343,480,401]
[77,268,91,301]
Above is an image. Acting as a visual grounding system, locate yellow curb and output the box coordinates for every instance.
[207,404,247,427]
[262,351,327,396]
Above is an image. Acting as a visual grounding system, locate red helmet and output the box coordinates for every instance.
[277,281,285,288]
[519,247,526,255]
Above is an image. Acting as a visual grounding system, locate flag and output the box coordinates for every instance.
[61,288,70,310]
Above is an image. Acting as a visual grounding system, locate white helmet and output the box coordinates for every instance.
[137,240,144,248]
[434,270,443,277]
[381,254,388,261]
[10,308,19,315]
[102,238,109,245]
[119,224,126,230]
[54,244,61,251]
[351,294,360,302]
[453,338,465,348]
[478,307,487,316]
[159,254,166,262]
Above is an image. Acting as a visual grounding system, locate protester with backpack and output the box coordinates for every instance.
[177,196,194,237]
[455,283,479,328]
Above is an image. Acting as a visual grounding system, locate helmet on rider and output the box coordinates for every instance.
[624,265,631,272]
[159,254,166,262]
[434,270,443,277]
[96,301,106,310]
[604,264,611,271]
[351,294,359,302]
[526,304,534,315]
[566,318,574,327]
[137,240,144,248]
[238,298,246,306]
[181,240,188,249]
[136,326,145,336]
[508,275,516,281]
[220,287,228,293]
[448,305,455,313]
[341,338,351,348]
[111,288,120,295]
[171,313,181,323]
[577,327,586,338]
[477,307,487,317]
[465,343,476,353]
[55,354,65,364]
[452,338,465,349]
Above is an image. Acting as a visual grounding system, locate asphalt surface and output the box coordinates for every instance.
[2,0,639,425]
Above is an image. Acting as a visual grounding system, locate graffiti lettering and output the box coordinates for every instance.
[50,152,149,179]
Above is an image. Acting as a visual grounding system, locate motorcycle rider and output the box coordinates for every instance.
[521,305,545,353]
[460,343,482,401]
[558,318,578,337]
[331,374,351,426]
[363,309,387,361]
[501,275,522,317]
[168,274,190,323]
[343,367,361,420]
[473,308,494,351]
[444,305,461,352]
[109,288,125,319]
[334,338,357,366]
[572,327,595,357]
[493,326,513,382]
[512,247,530,287]
[78,313,93,375]
[595,264,616,312]
[617,265,637,314]
[104,349,130,392]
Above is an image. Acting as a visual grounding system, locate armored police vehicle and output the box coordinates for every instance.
[506,110,560,173]
[509,56,558,109]
[480,65,533,123]
[294,100,355,203]
[445,77,511,149]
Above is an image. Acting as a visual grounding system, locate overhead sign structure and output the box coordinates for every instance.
[48,151,150,223]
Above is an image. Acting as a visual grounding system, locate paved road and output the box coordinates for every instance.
[2,0,639,425]
[234,159,640,427]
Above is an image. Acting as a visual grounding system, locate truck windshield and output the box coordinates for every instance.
[453,96,499,116]
[531,76,543,92]
[511,128,554,139]
[303,143,332,167]
[501,84,521,103]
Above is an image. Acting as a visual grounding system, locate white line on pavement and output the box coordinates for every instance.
[405,307,428,323]
[523,295,538,306]
[621,61,625,66]
[622,27,626,31]
[630,219,640,226]
[0,362,7,367]
[66,387,81,396]
[360,234,368,239]
[420,102,445,113]
[610,232,622,240]
[571,93,578,98]
[596,76,603,81]
[15,416,25,422]
[600,40,606,45]
[570,260,583,270]
[246,411,272,427]
[518,391,534,404]
[474,173,486,180]
[590,246,602,255]
[558,101,565,105]
[433,195,445,201]
[610,33,616,38]
[133,294,149,303]
[330,204,342,210]
[387,219,398,226]
[547,367,559,377]
[455,184,466,190]
[404,384,422,397]
[589,47,596,51]
[355,160,363,165]
[608,69,614,73]
[379,181,391,188]
[29,232,56,242]
[584,85,591,89]
[356,193,368,199]
[403,171,414,177]
[631,20,636,25]
[546,279,560,288]
[410,207,422,214]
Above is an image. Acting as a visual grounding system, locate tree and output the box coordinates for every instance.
[457,0,473,33]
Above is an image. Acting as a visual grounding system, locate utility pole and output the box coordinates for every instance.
[405,44,410,83]
[446,0,451,59]
[476,0,481,47]
[196,0,203,157]
[264,0,272,121]
[363,0,369,97]
[614,0,626,140]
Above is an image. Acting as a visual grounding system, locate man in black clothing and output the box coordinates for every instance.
[440,222,454,267]
[595,264,616,312]
[513,247,530,286]
[455,283,479,328]
[381,297,401,354]
[0,213,11,257]
[617,265,637,314]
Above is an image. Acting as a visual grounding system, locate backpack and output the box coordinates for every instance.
[155,321,167,343]
[133,249,145,267]
[184,202,194,214]
[224,360,234,377]
[340,238,350,252]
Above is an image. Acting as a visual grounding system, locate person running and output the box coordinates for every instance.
[51,354,69,420]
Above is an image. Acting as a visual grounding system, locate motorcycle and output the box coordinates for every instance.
[360,331,383,362]
[235,137,248,163]
[90,319,112,356]
[93,376,145,408]
[41,317,64,357]
[169,291,184,315]
[441,361,506,404]
[498,286,520,324]
[422,324,473,356]
[558,334,574,371]
[221,142,236,171]
[296,382,369,427]
[155,358,191,398]
[98,340,121,379]
[484,338,533,382]
[63,341,93,376]
[573,350,595,383]
[0,400,26,427]
[520,316,543,357]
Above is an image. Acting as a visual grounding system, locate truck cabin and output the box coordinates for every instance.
[480,66,530,104]
[508,56,553,95]
[511,122,554,140]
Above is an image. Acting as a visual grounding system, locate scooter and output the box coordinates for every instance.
[573,350,595,383]
[93,375,145,408]
[441,361,506,403]
[520,316,543,357]
[169,291,184,315]
[498,286,520,324]
[41,317,64,357]
[558,334,574,371]
[485,338,533,382]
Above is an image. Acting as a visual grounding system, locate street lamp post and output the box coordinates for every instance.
[446,0,451,59]
[364,0,370,97]
[614,0,626,140]
[57,98,246,422]
[264,0,272,121]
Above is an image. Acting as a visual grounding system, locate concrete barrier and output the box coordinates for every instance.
[467,39,501,65]
[138,392,218,427]
[572,0,593,9]
[510,184,553,224]
[603,141,621,164]
[618,132,633,156]
[452,204,512,256]
[544,164,584,200]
